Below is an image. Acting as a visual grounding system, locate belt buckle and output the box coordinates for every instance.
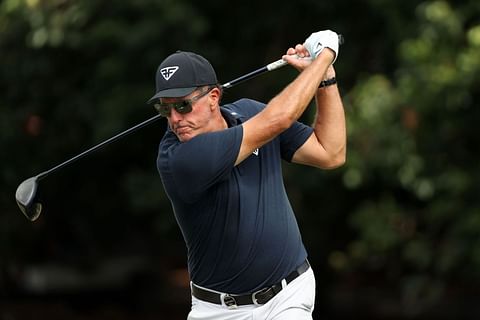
[223,294,238,309]
[251,287,271,306]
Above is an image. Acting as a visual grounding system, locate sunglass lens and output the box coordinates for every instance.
[176,102,192,114]
[154,103,171,117]
[154,101,193,117]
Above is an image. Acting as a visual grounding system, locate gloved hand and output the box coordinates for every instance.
[303,30,339,64]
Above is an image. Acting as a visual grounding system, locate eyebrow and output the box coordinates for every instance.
[160,97,183,103]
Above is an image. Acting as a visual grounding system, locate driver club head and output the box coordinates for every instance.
[15,176,43,221]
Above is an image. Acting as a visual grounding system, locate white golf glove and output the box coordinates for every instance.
[303,30,339,64]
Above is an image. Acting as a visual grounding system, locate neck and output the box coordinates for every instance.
[213,109,229,131]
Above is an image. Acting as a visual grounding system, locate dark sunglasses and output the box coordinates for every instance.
[154,86,214,117]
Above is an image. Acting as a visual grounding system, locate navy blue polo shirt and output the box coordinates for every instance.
[157,98,314,294]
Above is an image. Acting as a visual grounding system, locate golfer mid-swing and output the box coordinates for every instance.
[148,30,346,320]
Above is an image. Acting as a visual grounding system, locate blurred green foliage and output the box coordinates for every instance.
[1,0,480,318]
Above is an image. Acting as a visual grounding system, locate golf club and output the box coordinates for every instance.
[16,34,344,221]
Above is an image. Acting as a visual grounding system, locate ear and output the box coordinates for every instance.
[208,87,221,109]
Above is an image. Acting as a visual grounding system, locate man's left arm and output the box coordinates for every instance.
[291,65,346,169]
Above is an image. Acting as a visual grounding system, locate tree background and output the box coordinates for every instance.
[1,0,480,319]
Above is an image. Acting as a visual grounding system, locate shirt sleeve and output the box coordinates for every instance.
[279,121,314,162]
[162,126,243,203]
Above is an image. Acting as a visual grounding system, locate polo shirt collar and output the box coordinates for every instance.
[220,107,244,127]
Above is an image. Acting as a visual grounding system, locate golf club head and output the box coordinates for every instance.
[15,176,43,221]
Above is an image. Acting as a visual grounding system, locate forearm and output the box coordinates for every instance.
[267,50,335,124]
[312,83,346,163]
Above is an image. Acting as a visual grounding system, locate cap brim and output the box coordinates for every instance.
[146,87,197,104]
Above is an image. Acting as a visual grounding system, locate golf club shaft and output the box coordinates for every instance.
[222,34,344,89]
[221,59,288,89]
[36,114,163,181]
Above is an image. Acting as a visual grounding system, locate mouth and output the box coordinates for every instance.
[175,126,191,135]
[173,125,196,141]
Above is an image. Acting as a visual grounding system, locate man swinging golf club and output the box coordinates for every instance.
[148,30,346,320]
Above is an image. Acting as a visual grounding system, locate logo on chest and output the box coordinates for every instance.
[252,148,259,156]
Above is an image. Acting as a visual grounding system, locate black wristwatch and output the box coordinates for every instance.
[319,77,337,88]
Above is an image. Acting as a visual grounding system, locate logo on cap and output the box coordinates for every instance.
[160,66,179,81]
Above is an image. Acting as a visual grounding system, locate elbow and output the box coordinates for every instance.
[331,152,347,168]
[322,147,347,169]
[333,145,347,167]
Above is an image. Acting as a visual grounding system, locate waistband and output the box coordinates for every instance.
[191,259,310,309]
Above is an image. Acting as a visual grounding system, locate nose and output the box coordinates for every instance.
[168,107,184,124]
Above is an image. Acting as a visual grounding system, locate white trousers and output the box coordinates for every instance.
[187,268,316,320]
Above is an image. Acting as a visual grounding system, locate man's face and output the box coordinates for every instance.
[160,86,218,142]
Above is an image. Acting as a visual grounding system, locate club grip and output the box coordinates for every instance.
[266,34,344,71]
